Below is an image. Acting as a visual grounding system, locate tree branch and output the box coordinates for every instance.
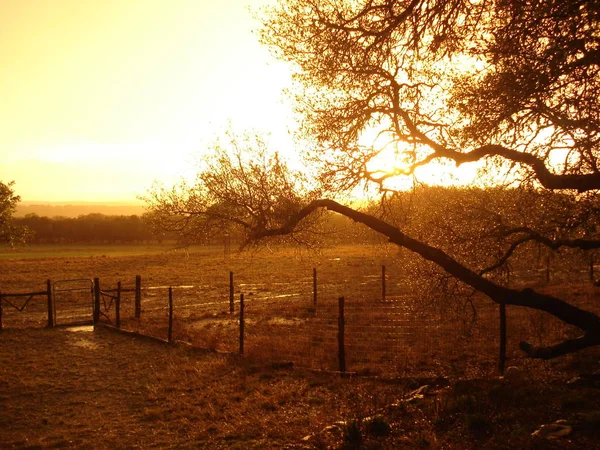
[501,226,600,251]
[251,199,600,358]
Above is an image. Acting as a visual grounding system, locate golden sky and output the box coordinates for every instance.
[0,0,293,203]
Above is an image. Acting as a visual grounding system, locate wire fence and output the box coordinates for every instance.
[2,255,598,378]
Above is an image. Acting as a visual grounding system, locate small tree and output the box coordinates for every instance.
[143,130,323,247]
[0,181,30,247]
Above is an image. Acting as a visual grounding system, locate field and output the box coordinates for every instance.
[1,244,600,448]
[0,243,198,259]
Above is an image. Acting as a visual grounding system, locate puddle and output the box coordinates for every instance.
[267,317,306,326]
[270,293,296,299]
[65,325,94,333]
[330,257,341,261]
[71,339,100,350]
[144,285,196,290]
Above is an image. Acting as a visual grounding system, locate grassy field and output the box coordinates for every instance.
[2,243,596,378]
[0,243,213,259]
[1,243,600,448]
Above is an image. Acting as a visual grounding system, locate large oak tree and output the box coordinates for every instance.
[256,0,600,359]
[146,0,600,359]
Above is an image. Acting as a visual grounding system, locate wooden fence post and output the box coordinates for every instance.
[135,275,141,319]
[338,296,347,373]
[239,293,245,355]
[499,302,507,375]
[381,265,386,301]
[313,268,317,309]
[116,282,121,329]
[168,287,174,342]
[0,290,3,332]
[229,271,234,314]
[93,278,100,324]
[46,279,54,327]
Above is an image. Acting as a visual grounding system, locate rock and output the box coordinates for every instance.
[503,366,524,382]
[532,420,573,439]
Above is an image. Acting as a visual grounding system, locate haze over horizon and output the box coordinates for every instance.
[0,0,294,204]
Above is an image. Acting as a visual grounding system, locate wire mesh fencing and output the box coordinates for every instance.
[3,246,599,378]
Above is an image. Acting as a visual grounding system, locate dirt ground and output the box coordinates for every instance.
[2,247,600,449]
[0,326,206,449]
[2,326,600,449]
[0,326,408,449]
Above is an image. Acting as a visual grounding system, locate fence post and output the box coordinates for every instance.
[499,302,507,375]
[381,265,386,301]
[0,290,3,332]
[338,296,347,373]
[116,282,121,329]
[313,268,317,309]
[46,279,54,327]
[168,287,174,342]
[93,278,100,324]
[135,275,141,319]
[239,293,245,355]
[229,271,234,314]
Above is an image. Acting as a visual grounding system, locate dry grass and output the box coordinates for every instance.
[1,326,600,449]
[1,244,600,448]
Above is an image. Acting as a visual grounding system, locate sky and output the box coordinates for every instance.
[0,0,294,203]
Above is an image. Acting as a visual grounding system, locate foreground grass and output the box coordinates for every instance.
[1,326,600,449]
[1,245,600,447]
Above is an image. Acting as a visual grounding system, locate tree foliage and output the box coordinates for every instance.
[254,0,600,359]
[260,0,600,191]
[14,213,158,244]
[146,1,600,359]
[0,181,29,247]
[143,131,323,247]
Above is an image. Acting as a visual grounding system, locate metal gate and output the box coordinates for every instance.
[52,279,94,326]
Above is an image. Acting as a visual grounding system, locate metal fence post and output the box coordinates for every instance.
[116,282,121,329]
[239,293,245,355]
[168,287,174,342]
[135,275,141,319]
[499,302,507,375]
[313,268,317,309]
[46,279,54,327]
[381,265,386,301]
[93,278,100,324]
[338,296,346,373]
[229,271,234,314]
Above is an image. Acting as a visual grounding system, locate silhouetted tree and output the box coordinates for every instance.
[147,0,600,359]
[258,0,600,359]
[0,181,30,246]
[143,130,324,247]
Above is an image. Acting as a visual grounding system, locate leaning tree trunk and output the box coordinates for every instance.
[251,199,600,359]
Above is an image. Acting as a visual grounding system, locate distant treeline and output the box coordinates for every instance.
[14,214,161,244]
[13,212,380,245]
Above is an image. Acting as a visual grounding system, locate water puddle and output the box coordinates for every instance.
[144,285,196,290]
[71,339,100,350]
[65,325,94,333]
[267,317,306,326]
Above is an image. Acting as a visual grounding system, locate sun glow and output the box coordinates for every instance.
[359,126,481,193]
[0,0,293,203]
